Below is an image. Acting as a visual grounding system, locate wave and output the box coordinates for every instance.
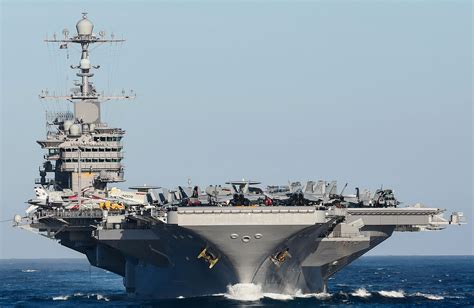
[336,283,349,287]
[95,294,110,301]
[294,291,332,300]
[376,290,447,301]
[445,295,465,299]
[223,283,333,302]
[352,289,447,302]
[263,292,294,301]
[351,288,371,298]
[52,295,70,301]
[378,290,405,298]
[414,292,444,301]
[51,293,110,302]
[222,285,450,303]
[21,269,38,273]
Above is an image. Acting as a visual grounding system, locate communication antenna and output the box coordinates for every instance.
[40,13,136,123]
[340,183,348,196]
[62,28,69,39]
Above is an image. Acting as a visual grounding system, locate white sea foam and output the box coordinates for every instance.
[414,292,444,301]
[445,295,465,299]
[224,283,264,301]
[263,292,294,301]
[336,283,348,287]
[378,290,405,298]
[96,294,110,301]
[224,283,331,302]
[293,290,332,300]
[311,292,332,300]
[52,295,70,301]
[351,288,371,298]
[211,293,225,297]
[21,269,38,273]
[53,293,111,301]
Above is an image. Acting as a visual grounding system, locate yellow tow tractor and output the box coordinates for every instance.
[99,200,125,211]
[270,248,292,267]
[197,248,219,269]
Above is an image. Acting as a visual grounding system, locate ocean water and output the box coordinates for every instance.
[0,256,472,307]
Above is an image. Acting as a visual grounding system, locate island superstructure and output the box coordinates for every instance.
[15,14,465,299]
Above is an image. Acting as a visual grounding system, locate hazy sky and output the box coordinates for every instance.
[1,1,472,258]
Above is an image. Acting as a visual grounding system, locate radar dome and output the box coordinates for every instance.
[80,58,91,69]
[63,120,73,132]
[69,124,82,136]
[14,214,22,225]
[76,14,94,36]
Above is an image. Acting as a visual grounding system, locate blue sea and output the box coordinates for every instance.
[0,256,472,307]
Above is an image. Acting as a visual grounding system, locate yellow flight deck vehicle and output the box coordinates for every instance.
[270,248,292,267]
[197,248,219,269]
[99,200,125,211]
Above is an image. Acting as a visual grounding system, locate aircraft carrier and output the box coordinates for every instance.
[15,14,465,299]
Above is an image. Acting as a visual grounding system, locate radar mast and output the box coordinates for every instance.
[40,13,135,123]
[36,14,133,193]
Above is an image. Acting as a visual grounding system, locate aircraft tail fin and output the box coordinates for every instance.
[178,186,189,199]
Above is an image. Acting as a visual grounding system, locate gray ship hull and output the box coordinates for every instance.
[50,207,403,298]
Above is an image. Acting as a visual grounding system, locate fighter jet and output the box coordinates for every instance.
[205,185,233,205]
[109,186,162,207]
[28,186,74,207]
[177,185,209,206]
[265,180,347,207]
[372,188,399,207]
[226,180,265,206]
[200,180,265,206]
